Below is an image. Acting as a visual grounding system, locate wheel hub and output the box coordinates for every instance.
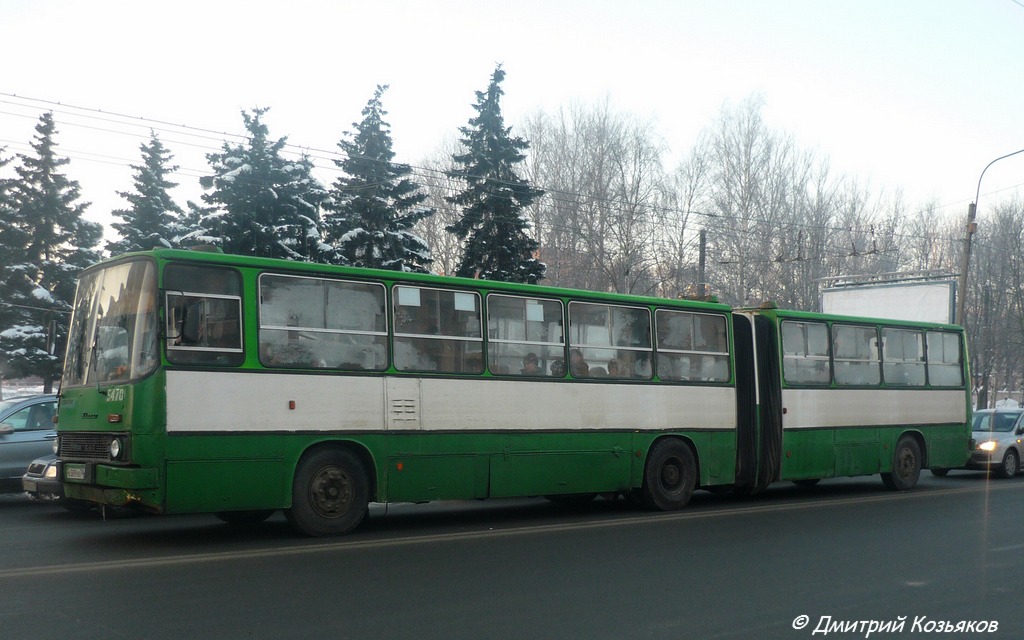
[310,466,353,518]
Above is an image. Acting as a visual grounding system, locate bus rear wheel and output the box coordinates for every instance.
[881,436,922,491]
[287,448,369,537]
[642,439,696,511]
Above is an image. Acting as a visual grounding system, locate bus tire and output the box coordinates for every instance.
[642,439,696,511]
[881,436,922,491]
[287,448,369,537]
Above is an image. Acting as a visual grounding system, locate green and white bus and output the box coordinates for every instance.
[55,248,971,535]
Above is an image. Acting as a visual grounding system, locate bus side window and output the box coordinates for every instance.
[927,331,963,386]
[882,328,925,387]
[394,286,483,374]
[164,264,244,366]
[656,309,729,383]
[832,325,880,386]
[568,301,652,380]
[259,274,388,371]
[781,321,829,385]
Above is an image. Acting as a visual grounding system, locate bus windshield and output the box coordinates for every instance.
[62,259,158,387]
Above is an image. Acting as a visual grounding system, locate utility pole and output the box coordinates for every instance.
[955,203,976,326]
[958,148,1024,326]
[697,228,707,299]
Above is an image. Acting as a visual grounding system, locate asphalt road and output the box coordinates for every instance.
[2,471,1022,640]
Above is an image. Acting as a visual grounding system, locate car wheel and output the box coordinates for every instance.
[930,468,949,477]
[997,449,1020,479]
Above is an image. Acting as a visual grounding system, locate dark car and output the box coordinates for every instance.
[0,394,58,493]
[22,453,61,500]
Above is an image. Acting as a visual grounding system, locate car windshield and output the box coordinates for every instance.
[62,259,158,387]
[972,411,1022,433]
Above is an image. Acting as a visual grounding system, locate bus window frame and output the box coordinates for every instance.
[780,320,831,386]
[165,290,245,355]
[485,292,566,377]
[257,272,388,371]
[654,308,731,383]
[392,284,484,374]
[567,300,653,380]
[925,329,965,388]
[881,327,927,387]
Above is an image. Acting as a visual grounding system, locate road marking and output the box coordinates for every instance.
[991,542,1024,552]
[0,482,1018,580]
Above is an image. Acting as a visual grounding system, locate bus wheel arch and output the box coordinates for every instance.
[881,432,924,491]
[641,436,698,511]
[286,443,373,537]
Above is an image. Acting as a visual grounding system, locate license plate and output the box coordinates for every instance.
[23,479,37,492]
[65,466,86,481]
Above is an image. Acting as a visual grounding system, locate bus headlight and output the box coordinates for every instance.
[978,440,997,452]
[109,438,122,460]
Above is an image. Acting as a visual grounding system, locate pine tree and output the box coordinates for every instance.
[106,132,184,254]
[0,149,23,397]
[197,108,326,260]
[323,85,433,272]
[446,65,545,283]
[0,112,102,392]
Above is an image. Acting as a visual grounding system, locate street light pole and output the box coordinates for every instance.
[956,148,1024,326]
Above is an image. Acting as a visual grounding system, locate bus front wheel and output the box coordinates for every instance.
[881,436,922,491]
[642,439,697,511]
[287,448,369,537]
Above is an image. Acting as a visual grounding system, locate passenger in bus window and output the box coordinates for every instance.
[569,349,589,377]
[634,355,652,379]
[550,359,566,377]
[521,352,540,375]
[607,358,622,377]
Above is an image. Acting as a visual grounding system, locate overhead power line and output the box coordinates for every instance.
[1,91,1021,258]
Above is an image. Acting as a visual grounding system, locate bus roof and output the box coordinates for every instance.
[97,248,735,313]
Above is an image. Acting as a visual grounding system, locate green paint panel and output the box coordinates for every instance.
[165,459,290,513]
[706,431,737,482]
[386,454,488,501]
[490,450,631,497]
[781,430,835,479]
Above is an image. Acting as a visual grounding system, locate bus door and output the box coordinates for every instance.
[731,312,783,493]
[731,313,758,490]
[753,313,784,489]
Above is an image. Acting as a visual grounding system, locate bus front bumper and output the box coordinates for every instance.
[60,461,161,510]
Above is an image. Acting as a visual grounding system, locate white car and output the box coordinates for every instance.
[966,409,1024,478]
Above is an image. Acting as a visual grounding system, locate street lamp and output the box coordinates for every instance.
[956,148,1024,326]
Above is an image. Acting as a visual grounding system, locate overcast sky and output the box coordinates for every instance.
[2,0,1023,241]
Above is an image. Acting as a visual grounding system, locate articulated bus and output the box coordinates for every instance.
[55,248,971,535]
